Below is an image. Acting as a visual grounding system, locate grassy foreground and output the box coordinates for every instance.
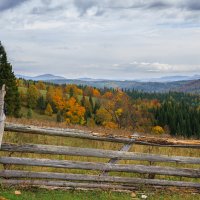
[1,188,200,200]
[1,118,200,199]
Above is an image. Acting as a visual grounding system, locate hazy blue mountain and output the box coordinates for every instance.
[16,74,32,80]
[33,74,65,81]
[143,75,200,82]
[77,78,107,81]
[44,79,199,93]
[16,74,66,81]
[17,73,200,93]
[175,79,200,93]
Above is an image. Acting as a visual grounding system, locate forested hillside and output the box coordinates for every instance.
[40,78,200,94]
[126,89,200,138]
[16,78,200,138]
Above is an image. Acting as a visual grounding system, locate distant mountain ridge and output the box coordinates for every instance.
[16,73,200,93]
[17,73,200,82]
[16,74,65,81]
[176,79,200,93]
[144,74,200,82]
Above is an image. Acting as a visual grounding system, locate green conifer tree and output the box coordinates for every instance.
[0,42,20,117]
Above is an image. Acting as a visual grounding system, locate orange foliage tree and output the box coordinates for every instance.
[102,90,134,128]
[92,88,101,97]
[51,87,66,111]
[102,91,113,99]
[64,97,86,124]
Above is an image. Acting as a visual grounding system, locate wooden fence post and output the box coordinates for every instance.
[0,84,6,147]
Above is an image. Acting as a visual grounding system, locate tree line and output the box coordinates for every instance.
[126,89,200,138]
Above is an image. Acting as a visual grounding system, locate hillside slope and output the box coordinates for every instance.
[47,79,200,93]
[175,79,200,93]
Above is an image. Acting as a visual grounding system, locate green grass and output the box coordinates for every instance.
[1,188,200,200]
[0,188,132,200]
[20,106,56,121]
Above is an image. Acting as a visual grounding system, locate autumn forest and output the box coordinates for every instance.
[15,78,200,138]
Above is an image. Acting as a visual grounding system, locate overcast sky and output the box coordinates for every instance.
[0,0,200,80]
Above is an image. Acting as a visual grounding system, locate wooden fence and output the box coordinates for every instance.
[0,86,200,191]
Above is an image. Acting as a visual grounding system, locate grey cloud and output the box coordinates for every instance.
[148,1,171,9]
[183,0,200,11]
[145,1,200,11]
[41,0,52,5]
[0,0,29,11]
[31,5,64,15]
[74,0,98,16]
[13,0,200,18]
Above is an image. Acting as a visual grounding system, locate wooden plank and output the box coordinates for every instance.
[101,143,132,176]
[4,123,135,144]
[0,84,6,148]
[1,143,200,164]
[0,179,137,191]
[5,123,200,148]
[0,157,200,178]
[1,170,200,188]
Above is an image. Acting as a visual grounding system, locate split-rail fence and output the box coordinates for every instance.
[0,85,200,191]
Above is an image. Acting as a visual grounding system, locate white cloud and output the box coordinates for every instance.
[23,21,65,30]
[0,0,199,79]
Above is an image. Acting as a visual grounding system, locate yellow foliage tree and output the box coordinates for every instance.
[152,126,165,135]
[27,85,40,109]
[45,103,53,116]
[52,87,66,110]
[46,85,55,103]
[95,107,112,125]
[36,81,46,90]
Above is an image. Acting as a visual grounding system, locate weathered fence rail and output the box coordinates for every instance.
[1,143,200,164]
[5,123,200,149]
[1,170,200,188]
[5,123,200,148]
[0,87,200,191]
[1,156,200,177]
